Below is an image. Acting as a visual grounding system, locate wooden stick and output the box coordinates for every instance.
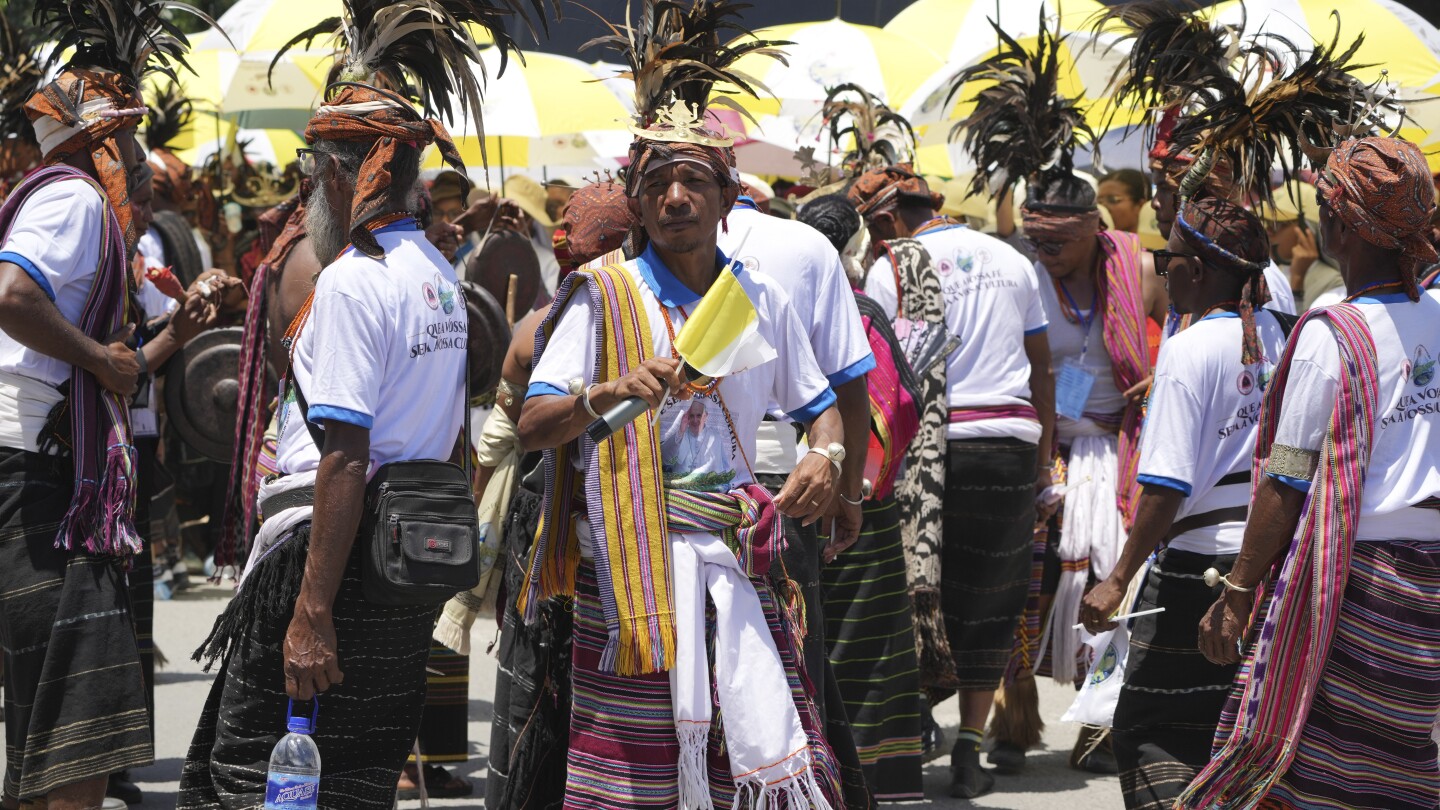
[505,273,518,326]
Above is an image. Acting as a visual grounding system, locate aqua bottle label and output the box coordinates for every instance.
[264,772,319,809]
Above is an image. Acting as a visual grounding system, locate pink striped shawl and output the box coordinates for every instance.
[1097,230,1148,527]
[1178,304,1380,809]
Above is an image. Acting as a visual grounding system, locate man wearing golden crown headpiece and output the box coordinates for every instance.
[516,6,851,795]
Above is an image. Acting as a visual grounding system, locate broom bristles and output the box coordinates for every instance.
[988,670,1045,749]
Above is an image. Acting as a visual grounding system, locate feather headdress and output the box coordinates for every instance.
[584,0,788,132]
[33,0,225,87]
[1089,0,1248,135]
[275,0,560,141]
[143,79,192,154]
[1167,17,1397,207]
[946,12,1094,199]
[821,83,918,178]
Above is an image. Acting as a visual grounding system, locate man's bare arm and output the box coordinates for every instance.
[0,262,138,395]
[284,420,369,700]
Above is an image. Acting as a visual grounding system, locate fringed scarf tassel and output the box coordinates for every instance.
[193,526,310,671]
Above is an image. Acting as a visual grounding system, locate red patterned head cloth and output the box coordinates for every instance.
[148,147,193,206]
[304,82,466,259]
[846,163,943,219]
[561,179,631,269]
[1020,204,1102,244]
[1175,196,1272,364]
[1316,136,1439,301]
[24,70,149,250]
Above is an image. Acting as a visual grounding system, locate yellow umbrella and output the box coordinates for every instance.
[886,0,1108,68]
[724,18,943,121]
[423,50,633,174]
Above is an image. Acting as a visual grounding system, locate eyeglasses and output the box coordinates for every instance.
[1022,237,1066,256]
[1151,249,1199,277]
[295,148,330,177]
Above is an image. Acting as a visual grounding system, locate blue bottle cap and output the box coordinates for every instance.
[286,698,318,734]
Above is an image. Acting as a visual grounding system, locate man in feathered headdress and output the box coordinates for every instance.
[0,0,224,803]
[1180,133,1440,810]
[178,1,556,806]
[517,5,847,807]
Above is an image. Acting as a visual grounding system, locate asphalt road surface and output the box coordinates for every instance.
[6,581,1124,808]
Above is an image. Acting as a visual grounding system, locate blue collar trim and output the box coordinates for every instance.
[339,217,420,257]
[636,244,737,308]
[1200,311,1240,321]
[735,195,759,211]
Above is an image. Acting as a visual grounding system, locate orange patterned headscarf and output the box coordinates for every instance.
[24,70,148,251]
[847,164,944,219]
[303,83,465,258]
[1317,136,1438,301]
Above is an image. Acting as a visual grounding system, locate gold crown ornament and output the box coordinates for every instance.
[628,100,734,148]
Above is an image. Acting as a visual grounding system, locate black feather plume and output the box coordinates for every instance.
[1167,14,1396,206]
[946,12,1094,199]
[32,0,228,87]
[1088,0,1246,133]
[583,0,789,127]
[821,83,917,176]
[144,79,193,153]
[274,0,561,145]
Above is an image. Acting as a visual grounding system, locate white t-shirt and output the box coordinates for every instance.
[0,177,106,387]
[1264,261,1297,315]
[528,245,835,493]
[275,222,467,476]
[864,223,1048,444]
[718,202,875,473]
[1269,294,1440,542]
[134,230,180,319]
[1138,311,1289,554]
[1038,268,1129,440]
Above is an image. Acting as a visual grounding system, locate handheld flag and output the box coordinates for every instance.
[672,257,776,378]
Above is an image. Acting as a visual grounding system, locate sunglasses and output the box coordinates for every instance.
[1151,249,1199,277]
[1022,237,1066,256]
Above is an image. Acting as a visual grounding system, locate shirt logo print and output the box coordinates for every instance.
[1237,370,1256,396]
[422,282,439,310]
[1412,345,1435,387]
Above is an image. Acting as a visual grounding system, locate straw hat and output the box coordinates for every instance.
[504,175,558,228]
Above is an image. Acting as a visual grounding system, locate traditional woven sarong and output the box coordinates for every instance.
[177,530,437,810]
[0,447,151,801]
[820,495,924,802]
[1094,230,1149,525]
[485,466,571,810]
[1259,541,1440,810]
[1113,548,1238,810]
[877,237,955,691]
[566,561,838,810]
[941,437,1040,691]
[1179,304,1382,809]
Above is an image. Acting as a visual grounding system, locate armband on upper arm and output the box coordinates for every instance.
[1267,444,1320,482]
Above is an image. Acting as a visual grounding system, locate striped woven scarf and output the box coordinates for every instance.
[220,199,307,570]
[0,165,140,555]
[1177,304,1379,809]
[1096,229,1149,527]
[666,484,781,578]
[518,264,675,676]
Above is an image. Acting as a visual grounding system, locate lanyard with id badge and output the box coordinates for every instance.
[1055,279,1098,422]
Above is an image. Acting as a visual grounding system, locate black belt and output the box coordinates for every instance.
[1215,471,1251,488]
[1167,506,1248,543]
[260,486,316,522]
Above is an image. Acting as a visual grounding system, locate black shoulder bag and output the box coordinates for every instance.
[291,369,479,607]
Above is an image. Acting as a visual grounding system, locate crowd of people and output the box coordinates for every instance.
[1,0,1439,809]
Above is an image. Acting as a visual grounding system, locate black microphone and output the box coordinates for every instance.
[585,363,704,443]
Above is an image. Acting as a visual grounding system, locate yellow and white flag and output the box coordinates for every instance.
[673,263,776,379]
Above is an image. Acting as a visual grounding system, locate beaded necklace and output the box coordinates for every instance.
[1343,279,1407,302]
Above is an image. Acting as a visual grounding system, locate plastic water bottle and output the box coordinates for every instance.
[265,699,321,810]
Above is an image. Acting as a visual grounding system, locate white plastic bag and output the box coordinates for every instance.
[1061,623,1130,728]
